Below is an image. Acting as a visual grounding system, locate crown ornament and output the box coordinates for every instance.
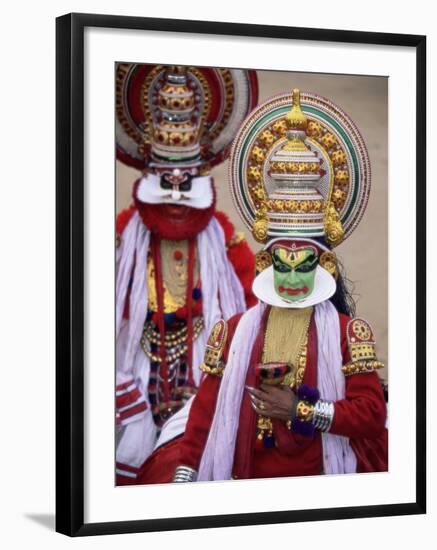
[268,89,324,193]
[284,88,308,141]
[150,66,203,165]
[230,88,370,248]
[324,202,345,246]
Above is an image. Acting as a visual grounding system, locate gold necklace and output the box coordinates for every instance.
[140,317,205,363]
[262,306,313,371]
[147,239,199,313]
[256,306,312,443]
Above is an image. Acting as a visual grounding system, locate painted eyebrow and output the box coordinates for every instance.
[294,254,318,267]
[272,250,283,261]
[272,255,287,266]
[299,252,317,264]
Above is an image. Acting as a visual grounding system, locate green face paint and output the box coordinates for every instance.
[272,246,318,302]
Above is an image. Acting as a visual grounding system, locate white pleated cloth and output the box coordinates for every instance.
[116,213,247,470]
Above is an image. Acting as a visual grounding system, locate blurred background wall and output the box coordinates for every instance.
[116,69,388,379]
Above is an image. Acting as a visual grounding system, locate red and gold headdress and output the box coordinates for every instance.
[116,64,258,172]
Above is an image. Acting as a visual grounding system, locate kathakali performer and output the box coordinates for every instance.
[115,64,258,484]
[143,88,387,483]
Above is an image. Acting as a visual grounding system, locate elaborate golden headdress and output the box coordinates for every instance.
[229,89,371,248]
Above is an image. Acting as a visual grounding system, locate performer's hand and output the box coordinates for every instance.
[246,384,295,421]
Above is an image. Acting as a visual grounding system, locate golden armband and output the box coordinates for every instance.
[342,318,384,376]
[199,319,228,377]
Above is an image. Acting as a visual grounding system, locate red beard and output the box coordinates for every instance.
[133,179,216,240]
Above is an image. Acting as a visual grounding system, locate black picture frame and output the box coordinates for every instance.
[56,12,426,537]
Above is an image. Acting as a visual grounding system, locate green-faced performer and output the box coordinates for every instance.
[138,88,388,485]
[257,240,334,307]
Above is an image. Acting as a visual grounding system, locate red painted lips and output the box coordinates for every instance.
[278,285,308,296]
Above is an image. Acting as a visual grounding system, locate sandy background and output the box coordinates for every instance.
[116,69,388,378]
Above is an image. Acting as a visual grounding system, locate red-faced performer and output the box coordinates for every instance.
[115,65,258,484]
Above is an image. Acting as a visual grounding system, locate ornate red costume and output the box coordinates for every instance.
[115,64,258,484]
[140,88,388,484]
[138,308,387,484]
[180,309,387,479]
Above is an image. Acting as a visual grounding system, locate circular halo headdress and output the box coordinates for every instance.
[116,63,259,172]
[229,89,371,247]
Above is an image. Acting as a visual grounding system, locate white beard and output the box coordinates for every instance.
[136,173,213,209]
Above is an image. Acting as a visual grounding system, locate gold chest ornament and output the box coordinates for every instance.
[256,306,313,443]
[147,239,200,313]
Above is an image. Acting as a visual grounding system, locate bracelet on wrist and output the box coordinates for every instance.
[173,465,198,482]
[290,385,334,436]
[312,399,335,432]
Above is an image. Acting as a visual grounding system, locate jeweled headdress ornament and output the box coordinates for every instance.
[229,89,371,247]
[116,64,259,171]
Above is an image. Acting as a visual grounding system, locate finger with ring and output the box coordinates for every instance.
[250,395,267,410]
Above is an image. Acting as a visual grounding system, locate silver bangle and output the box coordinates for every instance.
[312,400,335,432]
[173,465,198,482]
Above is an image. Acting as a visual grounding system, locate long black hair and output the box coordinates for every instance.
[312,236,356,318]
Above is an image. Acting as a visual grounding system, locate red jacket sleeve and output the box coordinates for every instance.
[177,375,222,470]
[116,204,136,235]
[177,313,243,470]
[329,372,387,439]
[329,313,387,440]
